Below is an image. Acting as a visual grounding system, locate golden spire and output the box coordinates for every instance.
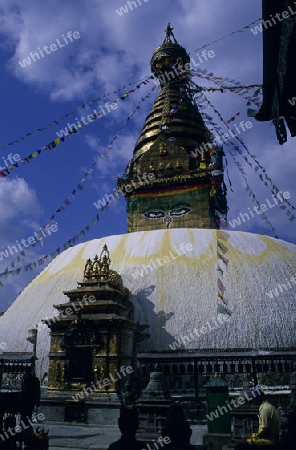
[129,24,208,163]
[92,255,100,278]
[83,258,93,279]
[80,246,127,293]
[98,244,111,280]
[117,25,227,233]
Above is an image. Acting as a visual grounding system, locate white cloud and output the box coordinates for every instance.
[0,178,41,222]
[0,0,262,101]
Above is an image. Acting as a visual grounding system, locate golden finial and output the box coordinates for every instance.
[83,258,93,279]
[99,245,111,279]
[92,255,100,277]
[164,23,177,44]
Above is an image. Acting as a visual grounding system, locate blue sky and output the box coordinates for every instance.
[0,0,295,310]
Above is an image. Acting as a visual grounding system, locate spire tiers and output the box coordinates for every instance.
[117,25,227,232]
[132,83,209,161]
[133,23,208,163]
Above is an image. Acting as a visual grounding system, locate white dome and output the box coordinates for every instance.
[0,229,296,379]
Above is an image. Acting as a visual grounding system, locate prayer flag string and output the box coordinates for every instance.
[217,233,232,316]
[47,87,156,223]
[194,90,296,217]
[0,197,113,285]
[194,18,262,52]
[0,79,154,178]
[0,75,153,150]
[0,87,156,282]
[190,71,262,108]
[192,92,278,235]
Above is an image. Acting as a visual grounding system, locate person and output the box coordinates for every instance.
[108,406,143,450]
[235,387,280,449]
[20,366,41,431]
[161,404,194,450]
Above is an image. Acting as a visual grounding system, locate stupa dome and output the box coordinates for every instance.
[0,229,295,379]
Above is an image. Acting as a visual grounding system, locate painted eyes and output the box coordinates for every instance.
[143,210,166,219]
[143,206,192,219]
[170,207,191,216]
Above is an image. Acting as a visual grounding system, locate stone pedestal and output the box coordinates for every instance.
[41,391,122,424]
[203,433,232,450]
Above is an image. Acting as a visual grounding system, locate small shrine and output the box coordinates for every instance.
[44,245,149,423]
[136,364,172,440]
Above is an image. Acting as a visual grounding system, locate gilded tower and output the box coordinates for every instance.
[46,245,148,403]
[117,24,227,232]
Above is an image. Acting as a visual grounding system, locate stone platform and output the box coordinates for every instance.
[42,421,207,449]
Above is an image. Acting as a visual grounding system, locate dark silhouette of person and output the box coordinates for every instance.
[20,366,41,431]
[161,404,194,450]
[108,406,143,450]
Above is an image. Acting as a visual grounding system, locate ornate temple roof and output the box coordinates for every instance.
[0,229,295,378]
[74,244,128,295]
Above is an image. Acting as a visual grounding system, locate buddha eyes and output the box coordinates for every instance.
[143,206,192,219]
[143,210,166,219]
[170,207,191,216]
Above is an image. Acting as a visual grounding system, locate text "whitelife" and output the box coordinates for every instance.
[18,31,81,68]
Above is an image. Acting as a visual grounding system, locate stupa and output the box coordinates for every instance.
[117,23,227,232]
[0,25,295,418]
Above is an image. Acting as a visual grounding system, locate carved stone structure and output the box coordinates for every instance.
[44,245,149,423]
[136,364,172,440]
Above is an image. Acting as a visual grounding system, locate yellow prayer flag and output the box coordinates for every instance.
[210,186,216,197]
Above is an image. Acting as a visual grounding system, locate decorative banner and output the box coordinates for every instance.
[0,75,153,149]
[0,189,116,284]
[194,90,296,223]
[217,278,226,295]
[47,86,156,223]
[216,234,232,315]
[0,79,154,178]
[218,252,229,266]
[194,18,262,52]
[224,153,234,194]
[197,104,278,235]
[230,150,278,233]
[190,75,262,108]
[218,240,228,254]
[191,83,262,93]
[0,87,157,281]
[217,303,232,316]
